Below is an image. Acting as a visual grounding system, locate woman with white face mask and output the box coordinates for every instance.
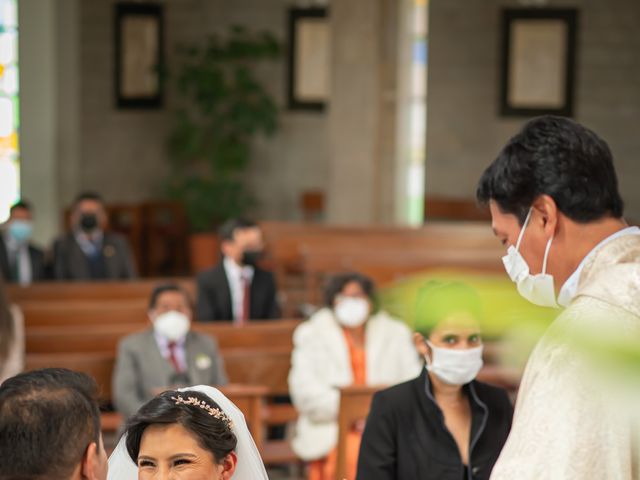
[288,273,422,480]
[357,282,514,480]
[113,284,228,420]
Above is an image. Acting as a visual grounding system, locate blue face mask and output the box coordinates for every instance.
[8,220,33,243]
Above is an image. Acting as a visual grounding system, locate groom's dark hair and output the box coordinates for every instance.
[0,368,101,479]
[477,115,624,225]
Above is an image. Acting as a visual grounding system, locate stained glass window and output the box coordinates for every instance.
[0,0,18,223]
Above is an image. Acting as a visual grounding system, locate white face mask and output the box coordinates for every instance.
[425,341,484,385]
[502,208,559,308]
[152,311,190,342]
[334,297,370,328]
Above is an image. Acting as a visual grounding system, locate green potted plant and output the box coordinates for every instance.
[165,26,280,269]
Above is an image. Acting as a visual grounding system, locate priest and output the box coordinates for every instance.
[477,115,640,479]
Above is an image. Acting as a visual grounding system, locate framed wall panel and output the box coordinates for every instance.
[500,8,577,117]
[115,2,164,109]
[287,7,330,111]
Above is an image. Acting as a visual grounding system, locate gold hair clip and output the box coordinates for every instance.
[171,395,234,430]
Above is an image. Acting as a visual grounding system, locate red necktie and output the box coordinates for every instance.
[240,274,250,325]
[168,342,182,372]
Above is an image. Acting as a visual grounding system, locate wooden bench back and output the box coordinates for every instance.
[335,385,382,480]
[24,320,301,401]
[24,348,293,403]
[20,301,149,327]
[25,353,116,402]
[264,222,502,314]
[300,244,503,304]
[190,221,499,276]
[7,279,196,304]
[25,320,300,354]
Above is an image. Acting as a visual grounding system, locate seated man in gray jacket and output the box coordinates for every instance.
[113,283,227,419]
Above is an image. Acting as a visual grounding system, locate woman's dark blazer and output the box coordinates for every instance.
[356,368,513,480]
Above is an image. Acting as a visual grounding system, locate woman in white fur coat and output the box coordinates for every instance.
[288,272,422,480]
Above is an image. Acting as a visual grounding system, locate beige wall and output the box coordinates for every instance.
[77,0,329,222]
[426,0,640,220]
[21,0,640,242]
[19,0,61,245]
[20,0,407,244]
[327,0,400,224]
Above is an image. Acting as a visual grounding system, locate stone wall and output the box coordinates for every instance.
[427,0,640,219]
[78,0,330,221]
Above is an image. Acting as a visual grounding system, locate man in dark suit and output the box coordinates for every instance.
[52,192,137,280]
[0,201,46,283]
[196,218,280,322]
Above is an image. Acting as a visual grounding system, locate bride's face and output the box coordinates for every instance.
[137,423,237,479]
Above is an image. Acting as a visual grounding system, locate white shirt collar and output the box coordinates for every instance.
[223,256,254,322]
[557,226,640,307]
[153,330,187,349]
[74,229,104,256]
[223,256,254,280]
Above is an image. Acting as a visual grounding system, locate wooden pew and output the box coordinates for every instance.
[301,245,503,305]
[219,384,269,451]
[24,320,507,397]
[424,196,491,222]
[25,320,300,355]
[222,347,292,396]
[189,221,499,280]
[20,301,149,327]
[335,385,383,480]
[24,348,291,403]
[25,352,116,401]
[180,221,502,314]
[268,222,501,313]
[24,320,301,398]
[7,279,196,304]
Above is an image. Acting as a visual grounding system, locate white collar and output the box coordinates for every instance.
[223,256,254,280]
[153,329,187,349]
[557,226,640,307]
[74,229,103,244]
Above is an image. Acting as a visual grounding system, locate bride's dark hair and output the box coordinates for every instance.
[125,390,237,463]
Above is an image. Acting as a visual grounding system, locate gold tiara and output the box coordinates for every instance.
[171,395,234,430]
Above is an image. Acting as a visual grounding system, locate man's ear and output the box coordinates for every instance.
[81,442,98,480]
[532,194,558,237]
[98,210,109,230]
[220,239,233,258]
[220,452,238,479]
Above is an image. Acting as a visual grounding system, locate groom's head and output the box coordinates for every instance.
[0,368,108,480]
[477,115,624,290]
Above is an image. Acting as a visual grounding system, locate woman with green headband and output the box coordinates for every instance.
[357,281,513,480]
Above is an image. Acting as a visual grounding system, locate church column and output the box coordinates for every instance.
[326,0,399,225]
[19,0,80,245]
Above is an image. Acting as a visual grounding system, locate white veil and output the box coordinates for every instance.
[107,385,269,479]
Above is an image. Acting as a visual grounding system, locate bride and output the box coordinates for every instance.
[108,385,269,479]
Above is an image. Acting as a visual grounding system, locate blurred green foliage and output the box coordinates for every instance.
[379,269,640,378]
[166,26,281,231]
[378,269,558,339]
